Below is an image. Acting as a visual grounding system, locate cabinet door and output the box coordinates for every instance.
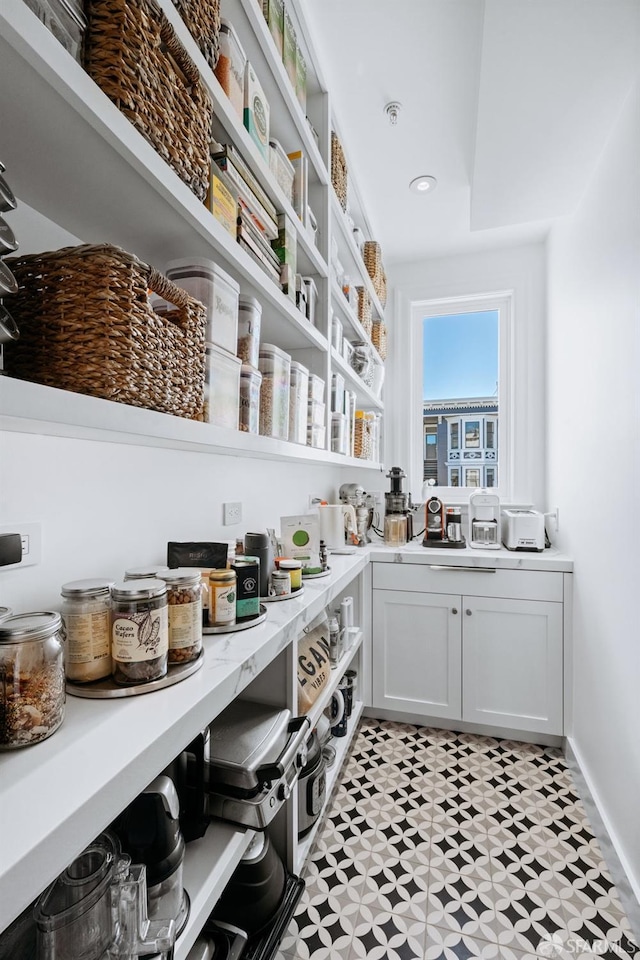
[372,590,462,719]
[462,597,563,735]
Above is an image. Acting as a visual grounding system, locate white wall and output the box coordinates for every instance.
[546,80,640,895]
[387,242,547,506]
[0,430,378,613]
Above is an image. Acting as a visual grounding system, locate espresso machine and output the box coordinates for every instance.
[338,483,375,546]
[383,467,414,544]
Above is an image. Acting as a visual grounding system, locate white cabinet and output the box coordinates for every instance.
[371,562,566,737]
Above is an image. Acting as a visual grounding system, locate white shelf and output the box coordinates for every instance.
[295,700,364,873]
[0,1,326,349]
[305,629,363,731]
[0,377,385,468]
[176,822,255,960]
[330,194,386,320]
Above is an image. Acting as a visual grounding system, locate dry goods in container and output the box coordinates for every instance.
[237,295,262,367]
[204,343,241,428]
[279,559,302,591]
[331,132,348,211]
[61,579,113,683]
[308,373,325,404]
[0,612,65,749]
[289,360,309,445]
[165,258,240,355]
[302,277,318,325]
[125,565,171,581]
[239,363,262,434]
[157,569,202,664]
[269,139,295,204]
[371,318,387,361]
[282,8,297,89]
[258,343,291,439]
[214,19,247,121]
[353,411,374,460]
[307,423,326,449]
[331,372,345,414]
[331,413,349,455]
[244,61,270,160]
[350,341,374,387]
[271,569,291,596]
[209,569,236,626]
[230,558,260,621]
[307,399,325,427]
[295,274,307,318]
[110,580,169,685]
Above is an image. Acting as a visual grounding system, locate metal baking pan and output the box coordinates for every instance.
[203,604,267,634]
[66,649,204,698]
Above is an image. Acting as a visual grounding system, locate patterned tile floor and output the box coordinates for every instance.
[275,719,638,960]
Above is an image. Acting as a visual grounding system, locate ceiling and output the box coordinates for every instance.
[301,0,640,265]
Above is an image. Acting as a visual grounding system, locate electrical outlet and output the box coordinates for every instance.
[0,522,42,569]
[223,502,242,525]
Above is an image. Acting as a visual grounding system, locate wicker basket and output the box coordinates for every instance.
[172,0,221,69]
[356,287,372,338]
[353,411,373,460]
[4,244,207,420]
[331,131,348,211]
[362,241,387,307]
[372,319,387,361]
[84,0,213,201]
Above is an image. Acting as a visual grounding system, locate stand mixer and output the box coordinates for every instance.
[338,483,375,546]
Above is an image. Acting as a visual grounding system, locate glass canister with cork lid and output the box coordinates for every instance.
[110,580,169,685]
[0,612,65,749]
[60,578,113,682]
[157,569,202,664]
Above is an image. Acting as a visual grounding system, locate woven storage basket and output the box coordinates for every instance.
[372,319,387,361]
[4,244,206,420]
[353,412,372,460]
[356,287,373,338]
[172,0,221,68]
[379,269,388,308]
[331,132,348,211]
[84,0,213,201]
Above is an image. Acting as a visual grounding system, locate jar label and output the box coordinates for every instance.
[63,611,111,664]
[210,583,236,624]
[112,607,168,663]
[168,600,202,649]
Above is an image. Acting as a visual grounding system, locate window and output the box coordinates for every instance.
[411,293,512,501]
[425,434,437,460]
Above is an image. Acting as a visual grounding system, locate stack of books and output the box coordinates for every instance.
[212,142,282,283]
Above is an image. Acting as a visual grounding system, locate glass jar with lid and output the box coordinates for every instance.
[61,579,113,683]
[157,569,203,665]
[110,580,168,685]
[124,565,170,581]
[0,612,65,749]
[209,569,237,626]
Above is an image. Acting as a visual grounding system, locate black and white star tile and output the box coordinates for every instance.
[275,720,639,960]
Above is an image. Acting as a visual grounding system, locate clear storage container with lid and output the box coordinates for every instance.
[0,612,65,749]
[61,578,113,683]
[110,580,168,685]
[204,343,241,428]
[331,372,345,414]
[164,258,240,355]
[214,19,247,120]
[289,360,309,445]
[308,373,325,403]
[331,412,349,455]
[268,139,295,204]
[239,363,262,433]
[258,343,291,439]
[237,295,262,368]
[307,399,325,426]
[307,423,326,449]
[157,569,203,664]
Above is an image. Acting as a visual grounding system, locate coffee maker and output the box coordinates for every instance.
[383,467,413,543]
[338,483,374,546]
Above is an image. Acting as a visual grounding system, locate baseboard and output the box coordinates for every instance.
[362,707,563,748]
[565,736,640,943]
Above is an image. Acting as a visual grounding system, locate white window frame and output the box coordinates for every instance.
[410,292,513,503]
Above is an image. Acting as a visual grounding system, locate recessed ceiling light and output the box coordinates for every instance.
[409,175,437,194]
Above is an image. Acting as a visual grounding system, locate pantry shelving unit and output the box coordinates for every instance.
[0,0,386,940]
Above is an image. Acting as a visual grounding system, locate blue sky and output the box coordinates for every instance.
[423,310,499,400]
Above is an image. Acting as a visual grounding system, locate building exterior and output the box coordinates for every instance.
[423,398,498,487]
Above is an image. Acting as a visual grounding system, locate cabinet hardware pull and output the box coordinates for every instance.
[429,565,496,573]
[466,609,472,616]
[452,608,458,615]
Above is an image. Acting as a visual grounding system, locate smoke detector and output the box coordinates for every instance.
[384,102,402,126]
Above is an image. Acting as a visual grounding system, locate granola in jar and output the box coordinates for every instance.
[157,569,202,664]
[0,612,65,749]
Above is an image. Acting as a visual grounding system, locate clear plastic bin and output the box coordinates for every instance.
[302,277,318,325]
[289,360,309,444]
[239,364,262,434]
[331,412,349,455]
[331,316,343,352]
[23,0,86,62]
[307,424,326,449]
[269,139,295,205]
[308,373,325,403]
[215,19,247,121]
[237,295,262,368]
[258,342,291,439]
[205,343,241,429]
[331,372,345,414]
[165,258,240,355]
